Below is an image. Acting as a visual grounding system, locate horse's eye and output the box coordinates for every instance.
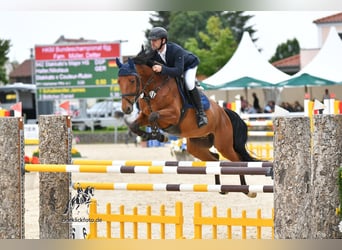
[130,79,135,84]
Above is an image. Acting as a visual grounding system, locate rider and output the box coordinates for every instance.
[148,26,208,128]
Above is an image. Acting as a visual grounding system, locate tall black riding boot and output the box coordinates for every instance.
[189,88,208,128]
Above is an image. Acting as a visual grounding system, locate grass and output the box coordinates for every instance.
[72,126,129,134]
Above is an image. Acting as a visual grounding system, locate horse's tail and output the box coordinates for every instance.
[224,108,258,162]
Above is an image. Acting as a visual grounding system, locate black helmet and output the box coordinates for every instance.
[148,27,168,40]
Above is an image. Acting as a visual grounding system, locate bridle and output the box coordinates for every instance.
[120,72,155,107]
[120,68,170,109]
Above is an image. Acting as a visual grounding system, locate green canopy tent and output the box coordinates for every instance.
[200,76,275,90]
[276,73,336,99]
[276,73,336,87]
[200,76,277,105]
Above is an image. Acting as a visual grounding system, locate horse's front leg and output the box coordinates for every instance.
[148,109,179,125]
[129,113,153,141]
[148,112,160,123]
[148,109,179,142]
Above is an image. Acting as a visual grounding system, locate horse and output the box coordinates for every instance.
[115,47,259,197]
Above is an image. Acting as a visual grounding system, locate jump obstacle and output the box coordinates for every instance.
[25,163,273,176]
[71,182,273,193]
[1,114,342,239]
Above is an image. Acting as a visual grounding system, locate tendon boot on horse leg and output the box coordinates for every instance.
[189,88,208,128]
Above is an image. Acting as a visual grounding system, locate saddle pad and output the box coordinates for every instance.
[200,92,210,110]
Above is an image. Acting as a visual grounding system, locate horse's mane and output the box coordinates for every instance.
[132,46,156,67]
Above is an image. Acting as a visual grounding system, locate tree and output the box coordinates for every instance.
[221,11,257,43]
[144,11,171,39]
[146,11,256,47]
[184,16,237,76]
[269,38,300,63]
[0,38,11,84]
[167,11,220,47]
[145,11,256,76]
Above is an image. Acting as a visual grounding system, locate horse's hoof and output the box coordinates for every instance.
[156,134,168,143]
[219,191,228,195]
[246,192,257,198]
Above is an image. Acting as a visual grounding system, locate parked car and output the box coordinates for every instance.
[86,101,121,118]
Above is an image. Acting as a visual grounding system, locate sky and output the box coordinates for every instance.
[0,11,340,64]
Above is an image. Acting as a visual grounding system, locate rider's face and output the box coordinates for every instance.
[150,38,164,51]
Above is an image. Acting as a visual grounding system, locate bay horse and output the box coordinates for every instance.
[115,48,259,197]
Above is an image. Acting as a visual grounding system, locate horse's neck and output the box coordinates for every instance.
[141,74,168,89]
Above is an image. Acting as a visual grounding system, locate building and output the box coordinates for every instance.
[9,59,33,83]
[271,54,300,75]
[272,12,342,75]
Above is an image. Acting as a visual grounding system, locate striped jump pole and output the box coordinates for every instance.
[248,131,274,137]
[72,182,274,193]
[245,120,273,127]
[25,164,273,176]
[72,160,273,168]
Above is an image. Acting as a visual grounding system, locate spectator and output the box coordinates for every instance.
[293,101,304,112]
[252,92,261,113]
[246,103,257,114]
[281,102,294,112]
[240,96,248,113]
[264,100,275,113]
[322,88,330,101]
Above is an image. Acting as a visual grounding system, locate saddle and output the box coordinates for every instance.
[162,77,209,135]
[176,77,210,110]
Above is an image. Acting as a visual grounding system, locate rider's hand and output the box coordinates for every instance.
[152,65,162,73]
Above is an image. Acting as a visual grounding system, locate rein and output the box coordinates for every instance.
[121,70,170,108]
[139,73,171,137]
[120,73,154,106]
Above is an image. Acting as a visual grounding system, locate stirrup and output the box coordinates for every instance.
[197,114,208,128]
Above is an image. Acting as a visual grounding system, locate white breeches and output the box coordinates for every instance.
[184,66,197,90]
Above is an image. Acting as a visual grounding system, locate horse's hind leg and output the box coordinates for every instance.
[186,137,228,194]
[186,137,218,161]
[214,132,257,198]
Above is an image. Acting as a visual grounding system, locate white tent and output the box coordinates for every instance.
[201,31,290,87]
[293,27,342,82]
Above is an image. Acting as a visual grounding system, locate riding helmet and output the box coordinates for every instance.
[148,27,168,40]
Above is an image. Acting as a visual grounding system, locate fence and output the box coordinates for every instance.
[86,199,274,239]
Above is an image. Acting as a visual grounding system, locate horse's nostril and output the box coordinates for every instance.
[124,107,132,114]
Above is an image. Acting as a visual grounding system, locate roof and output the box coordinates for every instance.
[54,35,96,44]
[0,82,36,92]
[9,59,32,78]
[272,54,300,68]
[313,12,342,24]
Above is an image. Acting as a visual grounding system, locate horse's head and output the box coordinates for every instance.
[116,46,157,114]
[116,57,141,114]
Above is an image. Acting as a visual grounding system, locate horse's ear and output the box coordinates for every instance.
[116,57,122,68]
[128,57,135,70]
